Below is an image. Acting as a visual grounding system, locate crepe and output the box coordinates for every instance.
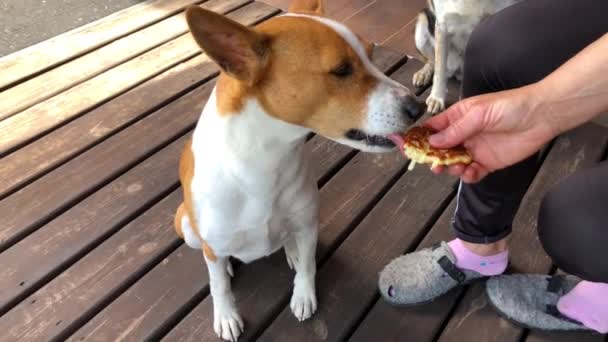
[400,126,473,170]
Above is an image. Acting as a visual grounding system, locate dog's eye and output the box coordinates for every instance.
[330,62,353,78]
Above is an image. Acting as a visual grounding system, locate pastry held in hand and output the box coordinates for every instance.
[389,126,473,170]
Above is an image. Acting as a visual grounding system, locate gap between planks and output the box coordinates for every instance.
[0,0,257,201]
[0,1,275,159]
[0,0,253,121]
[0,0,205,92]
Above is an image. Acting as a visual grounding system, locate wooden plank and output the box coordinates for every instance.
[0,0,203,91]
[308,137,354,182]
[262,0,424,38]
[383,19,421,57]
[261,0,371,21]
[329,0,374,22]
[69,47,406,342]
[0,2,280,157]
[258,0,290,9]
[349,200,464,342]
[68,244,207,342]
[436,123,608,342]
[0,38,195,157]
[526,298,604,342]
[0,134,185,315]
[0,53,217,200]
[0,0,251,120]
[0,0,280,256]
[0,190,183,342]
[161,57,417,342]
[257,167,454,342]
[343,0,426,45]
[0,81,212,254]
[0,1,246,198]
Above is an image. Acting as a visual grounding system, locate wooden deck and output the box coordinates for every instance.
[0,1,607,341]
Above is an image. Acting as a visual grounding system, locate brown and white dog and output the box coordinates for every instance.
[174,1,423,340]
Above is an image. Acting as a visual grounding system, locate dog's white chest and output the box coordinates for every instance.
[187,89,316,263]
[190,152,314,262]
[202,215,292,263]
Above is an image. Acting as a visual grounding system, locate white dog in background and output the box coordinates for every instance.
[413,0,520,113]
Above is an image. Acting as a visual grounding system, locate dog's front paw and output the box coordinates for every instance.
[426,95,446,114]
[290,279,317,322]
[413,65,433,88]
[213,298,244,342]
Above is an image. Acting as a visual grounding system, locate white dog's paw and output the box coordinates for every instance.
[290,281,317,322]
[413,66,433,88]
[426,95,446,114]
[213,299,244,342]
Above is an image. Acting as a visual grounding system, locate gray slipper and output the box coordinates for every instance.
[486,274,595,332]
[378,242,486,306]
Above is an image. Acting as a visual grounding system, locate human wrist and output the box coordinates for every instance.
[532,73,607,136]
[524,81,566,140]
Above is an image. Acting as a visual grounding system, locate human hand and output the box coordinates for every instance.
[425,85,557,183]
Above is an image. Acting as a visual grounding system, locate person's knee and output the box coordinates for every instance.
[538,184,569,250]
[463,20,495,74]
[462,15,531,95]
[538,176,608,282]
[538,181,580,274]
[462,19,509,94]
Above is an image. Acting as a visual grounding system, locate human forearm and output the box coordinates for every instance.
[533,33,608,135]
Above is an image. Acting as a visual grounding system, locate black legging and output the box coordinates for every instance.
[451,0,608,282]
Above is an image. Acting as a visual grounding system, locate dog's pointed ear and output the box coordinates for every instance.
[289,0,325,15]
[185,6,269,83]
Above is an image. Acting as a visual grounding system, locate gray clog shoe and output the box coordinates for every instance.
[486,274,595,333]
[378,242,486,306]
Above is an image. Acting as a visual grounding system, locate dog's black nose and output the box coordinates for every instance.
[401,95,425,121]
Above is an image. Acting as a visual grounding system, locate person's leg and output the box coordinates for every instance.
[379,0,608,306]
[452,0,608,257]
[539,162,608,333]
[539,162,608,282]
[485,162,608,334]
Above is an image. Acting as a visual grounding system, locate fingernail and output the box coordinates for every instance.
[429,133,443,146]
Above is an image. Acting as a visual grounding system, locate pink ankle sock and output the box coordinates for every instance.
[557,281,608,334]
[447,239,509,276]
